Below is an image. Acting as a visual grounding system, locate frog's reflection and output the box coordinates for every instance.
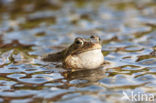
[62,68,107,87]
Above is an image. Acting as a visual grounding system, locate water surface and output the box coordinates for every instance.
[0,0,156,103]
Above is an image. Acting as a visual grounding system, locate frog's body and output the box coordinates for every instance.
[42,35,104,69]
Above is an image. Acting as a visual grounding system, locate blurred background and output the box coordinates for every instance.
[0,0,156,103]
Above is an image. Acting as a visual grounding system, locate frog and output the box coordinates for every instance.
[42,35,105,70]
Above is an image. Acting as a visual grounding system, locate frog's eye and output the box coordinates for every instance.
[74,38,84,45]
[75,39,83,45]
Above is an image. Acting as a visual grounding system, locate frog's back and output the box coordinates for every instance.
[42,49,66,62]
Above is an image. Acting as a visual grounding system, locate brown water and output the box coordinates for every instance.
[0,0,156,103]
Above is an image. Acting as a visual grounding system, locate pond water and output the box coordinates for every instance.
[0,0,156,103]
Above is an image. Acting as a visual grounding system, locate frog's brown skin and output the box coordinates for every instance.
[42,35,104,70]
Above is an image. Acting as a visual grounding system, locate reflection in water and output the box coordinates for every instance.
[0,0,156,102]
[64,68,107,87]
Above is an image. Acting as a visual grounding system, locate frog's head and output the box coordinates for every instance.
[64,35,104,69]
[67,35,102,55]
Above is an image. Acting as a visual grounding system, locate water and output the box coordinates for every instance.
[0,0,156,103]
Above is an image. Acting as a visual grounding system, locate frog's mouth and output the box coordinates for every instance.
[81,42,102,52]
[73,47,102,55]
[71,42,102,55]
[79,48,101,54]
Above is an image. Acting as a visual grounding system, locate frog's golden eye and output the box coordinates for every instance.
[75,38,84,45]
[75,40,83,45]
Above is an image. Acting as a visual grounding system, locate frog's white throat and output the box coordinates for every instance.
[65,49,104,69]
